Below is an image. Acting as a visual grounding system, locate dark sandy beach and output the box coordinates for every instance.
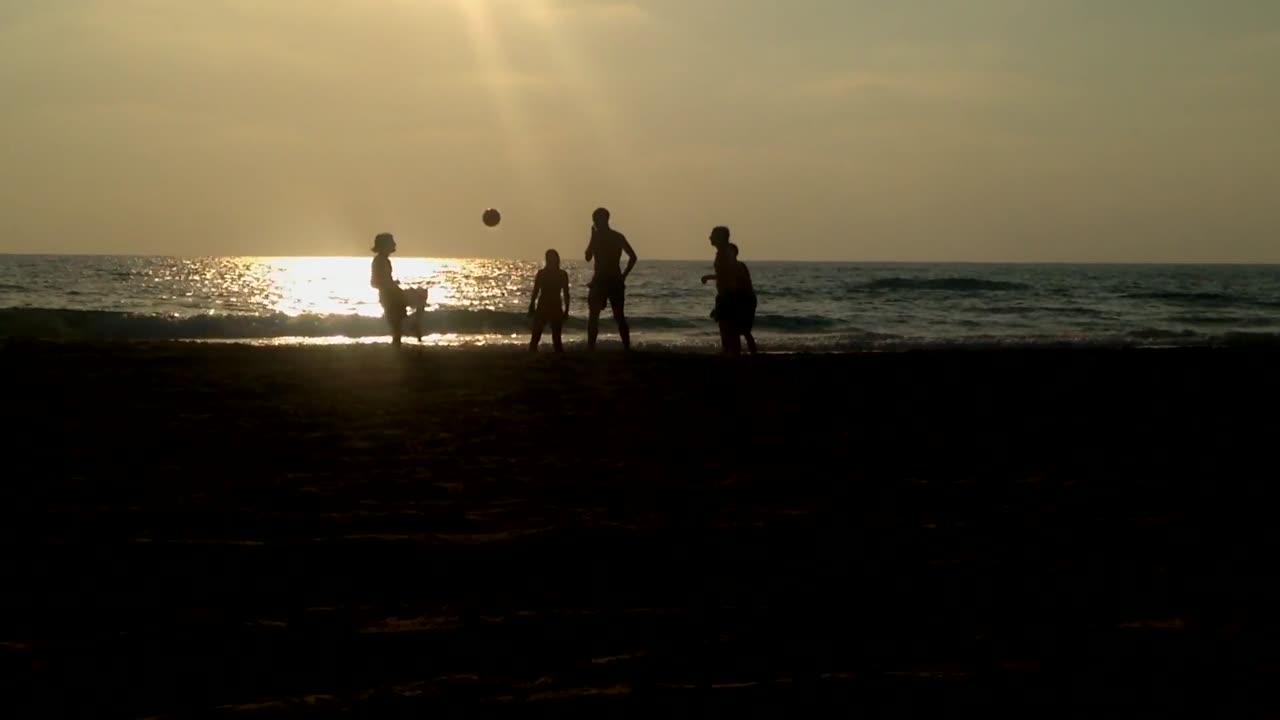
[4,341,1280,716]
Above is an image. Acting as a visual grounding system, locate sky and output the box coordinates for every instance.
[1,0,1278,262]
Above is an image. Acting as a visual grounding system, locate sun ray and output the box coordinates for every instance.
[520,0,624,143]
[448,0,549,193]
[516,0,645,202]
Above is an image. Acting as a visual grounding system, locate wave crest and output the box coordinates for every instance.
[854,277,1031,292]
[1121,291,1280,309]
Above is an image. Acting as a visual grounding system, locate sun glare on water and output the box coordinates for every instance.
[234,257,471,317]
[173,256,540,346]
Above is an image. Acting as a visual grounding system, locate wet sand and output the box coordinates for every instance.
[4,340,1280,716]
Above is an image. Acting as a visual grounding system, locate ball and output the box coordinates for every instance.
[482,208,501,227]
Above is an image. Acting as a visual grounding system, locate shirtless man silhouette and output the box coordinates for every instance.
[584,207,638,351]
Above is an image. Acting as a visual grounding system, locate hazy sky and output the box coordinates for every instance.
[2,1,1278,261]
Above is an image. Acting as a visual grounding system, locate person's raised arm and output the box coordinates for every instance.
[621,238,638,280]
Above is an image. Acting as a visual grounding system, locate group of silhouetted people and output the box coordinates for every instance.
[370,207,757,355]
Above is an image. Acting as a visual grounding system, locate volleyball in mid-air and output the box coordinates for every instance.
[482,208,501,227]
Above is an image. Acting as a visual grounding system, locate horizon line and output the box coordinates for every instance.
[1,251,1279,267]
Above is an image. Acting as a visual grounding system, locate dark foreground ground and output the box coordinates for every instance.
[3,341,1280,717]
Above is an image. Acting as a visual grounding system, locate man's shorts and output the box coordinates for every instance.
[714,291,757,331]
[588,276,626,312]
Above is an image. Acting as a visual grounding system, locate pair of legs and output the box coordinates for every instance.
[383,288,428,347]
[383,305,407,347]
[587,279,630,351]
[718,319,742,356]
[715,293,757,356]
[530,311,564,352]
[717,323,757,356]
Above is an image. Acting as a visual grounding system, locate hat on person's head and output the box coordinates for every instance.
[372,232,395,252]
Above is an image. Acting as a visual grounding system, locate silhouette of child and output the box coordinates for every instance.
[528,249,570,352]
[370,232,427,346]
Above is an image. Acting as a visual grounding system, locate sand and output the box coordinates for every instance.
[3,340,1280,716]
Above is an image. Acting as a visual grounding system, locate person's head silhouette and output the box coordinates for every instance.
[710,226,730,249]
[372,232,396,255]
[592,207,611,229]
[545,248,561,270]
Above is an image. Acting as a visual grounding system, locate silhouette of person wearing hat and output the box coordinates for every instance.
[370,232,427,346]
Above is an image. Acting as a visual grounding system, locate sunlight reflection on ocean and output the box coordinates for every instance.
[214,257,530,319]
[161,256,551,347]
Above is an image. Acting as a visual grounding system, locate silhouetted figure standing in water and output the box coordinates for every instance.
[370,232,427,347]
[584,207,637,351]
[528,249,570,353]
[701,227,757,355]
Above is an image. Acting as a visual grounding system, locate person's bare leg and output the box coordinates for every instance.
[389,314,403,348]
[612,306,630,351]
[411,298,426,342]
[745,332,758,355]
[719,321,740,356]
[405,310,418,342]
[530,315,546,352]
[587,309,600,351]
[551,320,563,353]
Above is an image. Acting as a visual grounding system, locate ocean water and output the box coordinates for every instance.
[1,254,1278,351]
